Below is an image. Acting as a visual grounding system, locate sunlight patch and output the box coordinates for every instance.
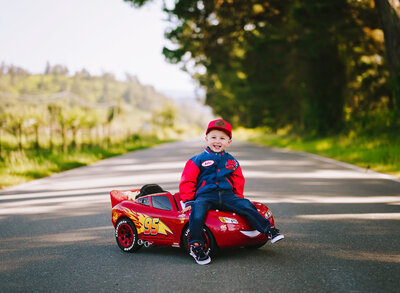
[297,213,400,220]
[246,193,400,204]
[326,250,400,263]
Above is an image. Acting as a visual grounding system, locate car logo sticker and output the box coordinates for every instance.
[202,160,214,167]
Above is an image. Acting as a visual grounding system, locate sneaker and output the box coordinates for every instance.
[190,243,211,265]
[267,227,284,243]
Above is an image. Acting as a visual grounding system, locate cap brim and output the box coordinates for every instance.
[206,127,232,138]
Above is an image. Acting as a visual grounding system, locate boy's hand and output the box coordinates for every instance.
[181,205,192,213]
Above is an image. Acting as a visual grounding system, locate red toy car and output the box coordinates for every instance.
[110,184,276,256]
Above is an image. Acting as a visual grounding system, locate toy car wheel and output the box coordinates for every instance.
[245,242,267,250]
[115,218,142,252]
[182,226,217,257]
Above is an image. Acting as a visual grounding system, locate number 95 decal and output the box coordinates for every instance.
[143,217,173,236]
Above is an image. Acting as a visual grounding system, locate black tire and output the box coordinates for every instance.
[245,241,267,250]
[115,218,142,252]
[182,225,218,257]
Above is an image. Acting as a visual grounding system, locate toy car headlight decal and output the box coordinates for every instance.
[219,216,239,224]
[240,230,261,237]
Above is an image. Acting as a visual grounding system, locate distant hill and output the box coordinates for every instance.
[0,63,213,137]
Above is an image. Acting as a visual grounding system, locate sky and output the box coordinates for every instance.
[0,0,197,99]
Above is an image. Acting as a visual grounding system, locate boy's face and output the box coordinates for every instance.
[205,129,232,153]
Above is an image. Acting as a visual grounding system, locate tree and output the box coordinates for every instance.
[125,0,391,136]
[0,105,5,157]
[292,0,352,135]
[374,0,400,123]
[80,108,104,147]
[152,102,177,128]
[57,107,69,152]
[47,103,63,149]
[25,106,47,151]
[64,107,85,149]
[4,106,28,151]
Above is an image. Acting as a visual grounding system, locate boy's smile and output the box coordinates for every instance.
[205,129,232,153]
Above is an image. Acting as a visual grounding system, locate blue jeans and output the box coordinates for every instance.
[188,190,272,246]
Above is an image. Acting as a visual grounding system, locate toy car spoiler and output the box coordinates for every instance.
[110,189,140,208]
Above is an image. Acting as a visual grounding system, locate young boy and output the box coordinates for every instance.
[179,119,284,265]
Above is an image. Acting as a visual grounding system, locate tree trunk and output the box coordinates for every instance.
[61,123,67,153]
[17,124,23,152]
[49,124,54,150]
[34,125,40,151]
[0,128,2,158]
[374,0,400,122]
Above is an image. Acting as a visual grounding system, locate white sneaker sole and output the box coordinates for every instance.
[195,256,211,265]
[190,251,211,265]
[270,234,284,243]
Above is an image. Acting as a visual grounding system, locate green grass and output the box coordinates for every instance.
[3,127,399,190]
[0,137,171,189]
[235,127,400,178]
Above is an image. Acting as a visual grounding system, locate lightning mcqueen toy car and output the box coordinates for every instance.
[110,184,276,256]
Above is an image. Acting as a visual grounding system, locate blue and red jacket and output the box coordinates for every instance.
[179,147,245,207]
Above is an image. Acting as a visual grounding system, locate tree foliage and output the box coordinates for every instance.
[125,0,398,136]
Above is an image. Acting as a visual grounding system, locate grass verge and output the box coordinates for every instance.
[0,137,171,190]
[235,127,400,178]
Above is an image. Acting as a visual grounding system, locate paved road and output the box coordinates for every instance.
[1,139,399,293]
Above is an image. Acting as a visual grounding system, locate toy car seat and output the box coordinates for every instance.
[135,184,166,199]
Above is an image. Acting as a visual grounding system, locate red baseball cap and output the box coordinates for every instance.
[206,119,232,138]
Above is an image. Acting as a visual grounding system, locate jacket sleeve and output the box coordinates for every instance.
[179,159,200,205]
[230,165,245,198]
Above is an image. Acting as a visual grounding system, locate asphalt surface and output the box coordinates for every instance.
[0,139,399,293]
